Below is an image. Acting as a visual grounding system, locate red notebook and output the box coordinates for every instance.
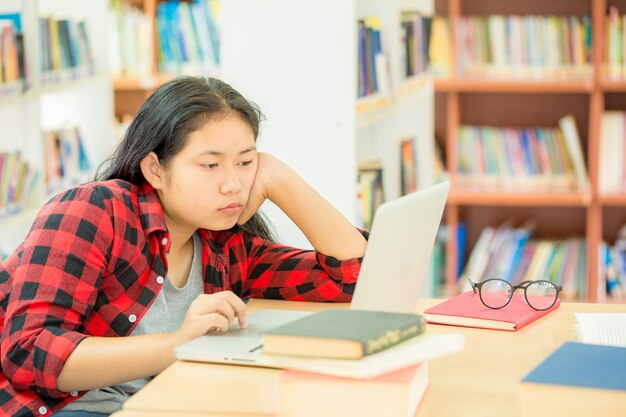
[423,291,561,331]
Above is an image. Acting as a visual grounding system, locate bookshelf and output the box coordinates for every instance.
[110,0,221,119]
[434,0,626,302]
[109,0,436,249]
[220,0,435,249]
[0,0,113,256]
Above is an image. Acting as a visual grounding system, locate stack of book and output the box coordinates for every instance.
[520,313,626,417]
[261,309,465,417]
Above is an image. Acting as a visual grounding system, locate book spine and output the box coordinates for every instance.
[363,318,425,356]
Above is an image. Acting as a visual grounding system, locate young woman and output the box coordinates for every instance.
[0,76,367,417]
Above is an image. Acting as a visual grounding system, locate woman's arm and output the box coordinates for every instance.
[57,291,246,392]
[2,184,246,395]
[57,333,177,392]
[239,153,367,260]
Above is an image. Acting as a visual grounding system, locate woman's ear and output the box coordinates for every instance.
[140,152,165,189]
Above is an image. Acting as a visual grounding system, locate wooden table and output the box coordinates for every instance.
[111,298,626,417]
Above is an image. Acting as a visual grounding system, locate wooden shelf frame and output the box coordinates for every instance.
[448,191,592,207]
[435,79,595,93]
[438,0,621,302]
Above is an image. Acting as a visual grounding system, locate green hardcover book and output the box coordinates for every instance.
[262,309,426,360]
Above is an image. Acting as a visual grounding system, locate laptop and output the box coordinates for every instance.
[175,181,450,366]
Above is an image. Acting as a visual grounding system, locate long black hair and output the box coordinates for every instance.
[96,76,275,241]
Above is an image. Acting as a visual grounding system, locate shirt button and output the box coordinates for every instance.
[70,391,79,397]
[156,276,164,284]
[38,406,47,415]
[129,314,137,323]
[161,237,168,246]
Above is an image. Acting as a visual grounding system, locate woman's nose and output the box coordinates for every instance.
[220,167,243,194]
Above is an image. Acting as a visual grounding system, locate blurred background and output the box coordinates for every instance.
[2,0,626,303]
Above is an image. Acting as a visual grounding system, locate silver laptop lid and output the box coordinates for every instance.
[350,181,449,313]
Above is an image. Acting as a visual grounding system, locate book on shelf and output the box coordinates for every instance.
[357,160,384,231]
[39,16,95,81]
[155,0,220,74]
[0,151,37,215]
[458,222,587,300]
[609,231,626,300]
[428,16,451,78]
[0,12,28,92]
[400,12,432,79]
[358,17,391,98]
[433,138,448,183]
[423,291,560,331]
[44,126,91,195]
[423,225,449,297]
[262,309,426,360]
[519,342,626,417]
[558,115,589,192]
[278,362,428,417]
[454,15,592,80]
[601,242,625,300]
[400,137,417,196]
[599,111,626,194]
[455,115,589,193]
[604,6,626,80]
[108,0,153,77]
[261,332,464,380]
[425,237,445,297]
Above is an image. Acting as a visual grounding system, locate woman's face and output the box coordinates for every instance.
[157,113,258,234]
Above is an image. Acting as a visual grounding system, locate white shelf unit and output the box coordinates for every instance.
[221,0,435,248]
[0,0,113,256]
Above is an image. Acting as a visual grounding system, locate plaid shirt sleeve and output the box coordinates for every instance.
[1,186,114,399]
[236,230,368,302]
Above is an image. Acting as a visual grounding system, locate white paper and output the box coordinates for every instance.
[574,313,626,347]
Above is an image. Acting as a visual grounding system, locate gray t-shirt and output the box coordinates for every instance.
[62,233,204,414]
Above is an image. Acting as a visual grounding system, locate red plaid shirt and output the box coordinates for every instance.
[0,180,363,416]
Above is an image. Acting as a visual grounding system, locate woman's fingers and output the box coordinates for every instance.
[224,291,248,329]
[201,313,230,333]
[190,292,248,328]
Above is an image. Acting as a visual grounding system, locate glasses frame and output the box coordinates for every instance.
[468,278,562,311]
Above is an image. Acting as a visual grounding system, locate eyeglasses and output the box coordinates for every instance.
[468,278,562,311]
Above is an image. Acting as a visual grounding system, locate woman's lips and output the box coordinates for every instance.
[219,203,244,214]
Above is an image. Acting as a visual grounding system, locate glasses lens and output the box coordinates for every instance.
[480,279,513,308]
[526,281,558,310]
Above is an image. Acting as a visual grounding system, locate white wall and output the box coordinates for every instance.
[220,0,357,248]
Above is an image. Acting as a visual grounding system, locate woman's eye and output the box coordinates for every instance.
[203,163,218,169]
[239,160,253,167]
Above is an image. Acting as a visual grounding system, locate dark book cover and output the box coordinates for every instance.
[264,309,425,358]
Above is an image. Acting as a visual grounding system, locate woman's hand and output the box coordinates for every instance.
[172,291,248,347]
[237,152,284,225]
[237,152,366,259]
